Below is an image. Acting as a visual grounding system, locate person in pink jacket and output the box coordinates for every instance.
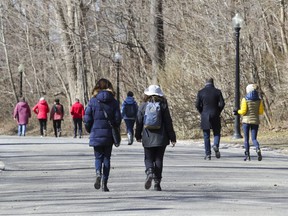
[33,97,50,137]
[13,97,31,136]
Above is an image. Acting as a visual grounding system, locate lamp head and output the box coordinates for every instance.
[18,64,24,73]
[114,52,122,63]
[232,13,243,29]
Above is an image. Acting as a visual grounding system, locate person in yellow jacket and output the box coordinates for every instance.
[234,84,264,161]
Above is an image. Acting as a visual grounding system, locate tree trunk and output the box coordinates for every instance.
[0,6,18,103]
[280,0,288,54]
[150,0,165,85]
[55,1,77,105]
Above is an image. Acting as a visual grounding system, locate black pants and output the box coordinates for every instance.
[38,119,47,136]
[144,146,167,180]
[73,118,83,137]
[53,120,62,137]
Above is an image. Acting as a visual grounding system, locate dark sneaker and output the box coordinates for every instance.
[154,183,162,191]
[257,149,262,161]
[102,180,109,192]
[102,185,109,192]
[94,174,101,190]
[244,151,250,161]
[204,155,211,160]
[127,133,133,145]
[145,174,153,190]
[213,146,221,159]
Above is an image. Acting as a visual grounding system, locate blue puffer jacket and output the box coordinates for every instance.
[84,90,121,147]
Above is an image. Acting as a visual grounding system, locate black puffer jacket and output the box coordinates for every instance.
[135,96,176,147]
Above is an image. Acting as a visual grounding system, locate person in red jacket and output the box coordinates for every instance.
[70,98,85,138]
[50,98,64,137]
[33,97,50,137]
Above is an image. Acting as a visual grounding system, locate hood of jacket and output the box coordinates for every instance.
[95,90,115,103]
[245,90,260,101]
[18,101,29,108]
[124,96,136,105]
[39,100,48,106]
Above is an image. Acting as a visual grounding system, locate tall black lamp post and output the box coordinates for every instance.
[114,52,122,103]
[232,13,243,139]
[18,64,24,98]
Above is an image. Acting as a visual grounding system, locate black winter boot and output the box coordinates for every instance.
[212,145,221,159]
[256,148,262,161]
[102,179,109,192]
[244,151,250,161]
[94,171,101,190]
[154,179,162,191]
[145,168,154,190]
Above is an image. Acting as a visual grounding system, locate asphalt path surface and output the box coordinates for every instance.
[0,135,287,216]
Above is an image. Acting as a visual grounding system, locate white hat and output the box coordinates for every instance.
[246,84,257,94]
[40,97,45,101]
[144,85,164,97]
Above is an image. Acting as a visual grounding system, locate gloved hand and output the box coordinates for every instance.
[233,110,238,115]
[171,142,176,147]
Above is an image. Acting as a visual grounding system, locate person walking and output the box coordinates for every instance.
[84,78,121,192]
[234,84,264,161]
[13,97,31,136]
[50,99,64,137]
[33,97,49,137]
[70,98,85,138]
[195,78,225,160]
[135,85,176,191]
[121,91,138,145]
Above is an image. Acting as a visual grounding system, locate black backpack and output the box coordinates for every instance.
[54,104,63,114]
[124,103,137,118]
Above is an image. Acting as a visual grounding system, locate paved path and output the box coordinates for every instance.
[0,136,288,216]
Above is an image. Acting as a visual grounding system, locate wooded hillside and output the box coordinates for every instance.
[1,0,287,138]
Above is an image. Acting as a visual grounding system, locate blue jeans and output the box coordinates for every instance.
[18,124,26,136]
[203,129,220,156]
[242,123,260,152]
[124,119,135,135]
[93,145,113,181]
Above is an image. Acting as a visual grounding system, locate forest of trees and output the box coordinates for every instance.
[0,0,287,138]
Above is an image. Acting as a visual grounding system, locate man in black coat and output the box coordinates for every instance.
[195,78,225,160]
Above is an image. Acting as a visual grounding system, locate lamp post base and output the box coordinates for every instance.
[232,133,243,139]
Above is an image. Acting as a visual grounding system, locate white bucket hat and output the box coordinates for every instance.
[144,85,164,97]
[246,84,257,94]
[39,97,45,101]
